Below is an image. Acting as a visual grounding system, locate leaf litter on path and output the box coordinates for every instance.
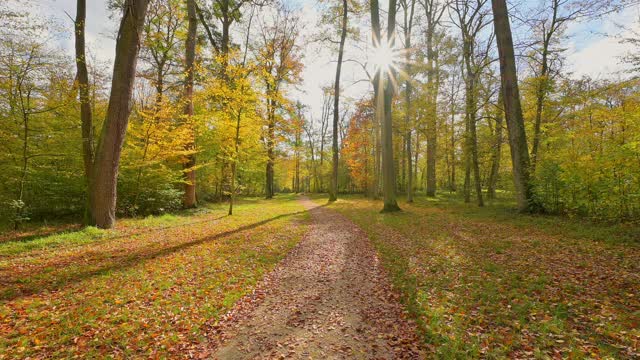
[201,197,424,359]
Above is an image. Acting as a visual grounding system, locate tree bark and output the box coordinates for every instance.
[531,44,549,172]
[425,55,438,198]
[183,0,198,208]
[330,0,348,202]
[532,0,561,172]
[265,96,276,199]
[459,21,484,207]
[487,92,504,199]
[492,0,535,212]
[380,0,401,212]
[402,0,415,202]
[423,0,444,197]
[370,0,383,201]
[466,73,483,207]
[91,0,150,229]
[74,0,95,223]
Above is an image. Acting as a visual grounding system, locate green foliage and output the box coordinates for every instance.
[6,200,30,228]
[527,78,640,220]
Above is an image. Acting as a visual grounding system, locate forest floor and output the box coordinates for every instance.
[0,194,639,359]
[0,196,309,359]
[312,194,639,359]
[203,197,424,359]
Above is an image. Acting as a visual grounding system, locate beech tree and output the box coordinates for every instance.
[422,0,447,197]
[491,0,534,212]
[255,6,303,199]
[370,0,401,212]
[79,0,151,228]
[399,0,416,202]
[183,0,198,208]
[74,0,95,222]
[452,0,493,207]
[329,0,349,202]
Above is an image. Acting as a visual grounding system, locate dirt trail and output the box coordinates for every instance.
[204,197,424,359]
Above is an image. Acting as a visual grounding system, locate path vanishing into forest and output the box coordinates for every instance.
[202,197,424,359]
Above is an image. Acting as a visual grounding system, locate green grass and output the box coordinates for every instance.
[0,226,108,256]
[313,193,640,359]
[0,195,309,359]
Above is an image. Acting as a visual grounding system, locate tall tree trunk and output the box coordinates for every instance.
[531,47,549,172]
[424,0,443,197]
[16,104,30,230]
[492,0,535,212]
[425,66,438,198]
[74,0,95,223]
[380,0,401,212]
[265,98,275,199]
[405,111,412,201]
[330,0,348,202]
[182,0,198,209]
[404,0,414,202]
[91,0,150,229]
[413,130,419,192]
[229,110,241,215]
[460,24,483,207]
[229,6,254,215]
[401,134,406,191]
[463,107,471,203]
[370,0,383,201]
[487,92,504,199]
[372,86,382,199]
[449,84,457,192]
[468,76,484,207]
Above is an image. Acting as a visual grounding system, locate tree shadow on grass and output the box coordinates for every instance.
[0,209,310,302]
[0,224,83,244]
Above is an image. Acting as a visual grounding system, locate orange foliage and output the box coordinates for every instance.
[342,100,375,191]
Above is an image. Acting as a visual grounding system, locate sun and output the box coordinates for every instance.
[370,38,403,73]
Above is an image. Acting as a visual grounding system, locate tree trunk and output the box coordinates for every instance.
[487,92,504,199]
[463,108,471,203]
[468,79,484,207]
[265,99,275,199]
[425,29,437,198]
[492,0,535,212]
[91,0,150,229]
[74,0,95,223]
[413,131,419,192]
[450,86,457,192]
[229,110,241,215]
[330,0,348,202]
[404,0,414,202]
[380,0,400,212]
[182,0,198,208]
[370,0,383,201]
[405,105,412,201]
[424,0,442,198]
[16,103,30,230]
[531,47,549,172]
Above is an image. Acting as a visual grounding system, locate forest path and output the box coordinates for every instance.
[205,197,424,359]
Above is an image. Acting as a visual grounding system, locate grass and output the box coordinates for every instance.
[313,193,640,359]
[0,195,309,359]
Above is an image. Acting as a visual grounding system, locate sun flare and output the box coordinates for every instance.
[370,39,403,73]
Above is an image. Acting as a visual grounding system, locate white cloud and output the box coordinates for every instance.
[566,5,640,78]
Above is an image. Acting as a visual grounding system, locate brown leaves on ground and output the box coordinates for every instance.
[0,197,308,359]
[325,196,640,359]
[201,198,425,359]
